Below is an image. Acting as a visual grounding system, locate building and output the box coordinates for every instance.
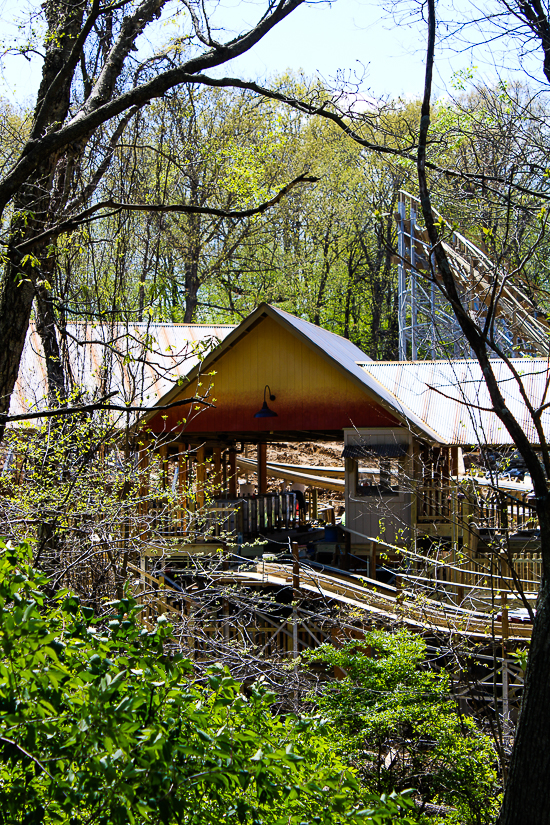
[143,304,547,589]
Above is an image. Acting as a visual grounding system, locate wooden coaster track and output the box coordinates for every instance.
[396,191,550,357]
[131,559,532,643]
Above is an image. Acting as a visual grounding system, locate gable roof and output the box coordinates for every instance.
[271,305,374,367]
[138,306,548,447]
[144,303,372,409]
[11,321,235,419]
[144,304,444,440]
[359,359,550,445]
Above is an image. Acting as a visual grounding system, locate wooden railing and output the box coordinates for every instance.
[407,549,542,597]
[417,483,452,521]
[204,493,300,537]
[474,489,537,532]
[140,491,301,541]
[417,480,538,534]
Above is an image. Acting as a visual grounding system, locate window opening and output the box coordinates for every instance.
[356,456,401,496]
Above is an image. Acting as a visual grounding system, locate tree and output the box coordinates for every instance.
[202,104,412,357]
[303,631,501,824]
[0,0,314,430]
[37,83,298,332]
[219,5,550,819]
[413,3,550,822]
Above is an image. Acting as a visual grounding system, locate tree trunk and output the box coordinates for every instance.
[313,227,333,326]
[499,504,550,825]
[0,0,83,437]
[184,208,201,322]
[417,5,550,822]
[35,275,66,403]
[184,262,200,322]
[0,252,36,432]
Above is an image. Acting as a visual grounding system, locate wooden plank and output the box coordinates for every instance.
[140,544,224,557]
[196,445,206,510]
[228,449,237,498]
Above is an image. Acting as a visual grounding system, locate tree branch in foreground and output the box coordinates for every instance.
[15,174,318,253]
[181,74,550,206]
[0,394,213,423]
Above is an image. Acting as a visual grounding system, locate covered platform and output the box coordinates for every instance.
[138,303,403,556]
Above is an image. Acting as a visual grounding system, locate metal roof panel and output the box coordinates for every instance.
[10,322,235,418]
[358,360,550,445]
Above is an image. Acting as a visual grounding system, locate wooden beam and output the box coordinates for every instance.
[228,449,237,498]
[213,446,222,494]
[236,456,344,492]
[196,445,206,510]
[178,443,187,533]
[257,443,268,495]
[159,443,168,489]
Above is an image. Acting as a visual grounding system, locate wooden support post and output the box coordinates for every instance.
[228,449,237,498]
[343,529,351,571]
[501,591,510,735]
[257,442,268,495]
[140,553,146,611]
[196,445,206,511]
[312,487,318,520]
[292,541,300,597]
[410,439,418,555]
[223,598,230,644]
[188,606,196,661]
[138,439,150,539]
[292,604,299,660]
[450,446,459,589]
[158,573,165,616]
[213,446,222,495]
[159,443,168,488]
[292,542,300,663]
[178,444,187,534]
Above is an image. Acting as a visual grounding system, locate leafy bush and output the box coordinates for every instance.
[0,541,413,824]
[302,631,501,825]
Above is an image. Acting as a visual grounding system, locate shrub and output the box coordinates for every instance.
[302,630,501,825]
[0,540,413,824]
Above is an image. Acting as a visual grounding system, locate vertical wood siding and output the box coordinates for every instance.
[147,317,398,434]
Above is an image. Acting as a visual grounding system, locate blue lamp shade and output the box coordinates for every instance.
[254,385,278,418]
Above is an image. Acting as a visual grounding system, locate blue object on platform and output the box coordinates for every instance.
[324,525,338,541]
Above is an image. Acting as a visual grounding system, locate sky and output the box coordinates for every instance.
[0,0,539,107]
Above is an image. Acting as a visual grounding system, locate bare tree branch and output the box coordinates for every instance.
[15,174,318,253]
[0,393,213,423]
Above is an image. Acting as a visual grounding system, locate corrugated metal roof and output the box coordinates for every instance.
[358,360,550,445]
[11,322,235,418]
[267,309,451,439]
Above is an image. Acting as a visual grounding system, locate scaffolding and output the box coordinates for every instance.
[396,191,550,360]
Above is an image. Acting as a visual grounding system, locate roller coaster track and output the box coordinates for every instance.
[397,191,550,357]
[130,561,532,643]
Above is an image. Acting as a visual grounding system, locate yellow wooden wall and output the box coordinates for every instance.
[148,315,398,435]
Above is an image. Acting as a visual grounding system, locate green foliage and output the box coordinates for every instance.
[0,541,414,824]
[302,631,501,825]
